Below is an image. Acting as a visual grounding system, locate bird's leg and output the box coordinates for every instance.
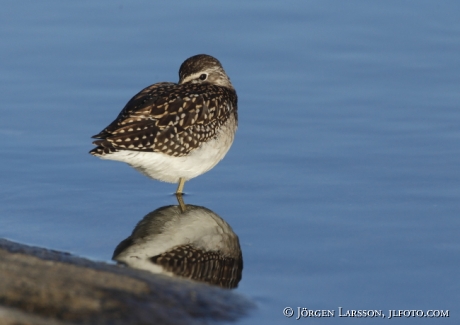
[175,178,186,212]
[175,193,187,213]
[176,177,186,195]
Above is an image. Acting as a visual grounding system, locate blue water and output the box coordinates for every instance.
[1,1,459,324]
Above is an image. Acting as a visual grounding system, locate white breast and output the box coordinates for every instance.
[99,114,236,183]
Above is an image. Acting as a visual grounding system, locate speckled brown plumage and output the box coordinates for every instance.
[150,244,243,289]
[90,55,238,158]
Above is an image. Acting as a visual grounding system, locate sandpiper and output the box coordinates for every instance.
[90,54,238,194]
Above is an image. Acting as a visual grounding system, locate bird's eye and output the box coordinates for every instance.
[199,74,207,80]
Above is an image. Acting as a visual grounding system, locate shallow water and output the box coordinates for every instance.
[1,1,460,324]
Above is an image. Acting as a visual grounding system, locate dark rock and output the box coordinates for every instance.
[0,238,253,325]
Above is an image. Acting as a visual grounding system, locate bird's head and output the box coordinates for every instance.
[178,54,234,89]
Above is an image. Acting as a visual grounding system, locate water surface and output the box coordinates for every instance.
[1,1,459,324]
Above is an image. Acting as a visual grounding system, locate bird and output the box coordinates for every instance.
[89,54,238,194]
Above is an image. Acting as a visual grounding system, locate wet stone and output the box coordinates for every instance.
[0,238,253,325]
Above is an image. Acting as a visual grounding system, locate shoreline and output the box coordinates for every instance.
[0,238,252,325]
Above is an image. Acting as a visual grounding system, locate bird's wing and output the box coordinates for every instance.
[91,82,237,157]
[150,244,243,288]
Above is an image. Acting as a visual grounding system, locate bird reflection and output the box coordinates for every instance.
[113,200,243,289]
